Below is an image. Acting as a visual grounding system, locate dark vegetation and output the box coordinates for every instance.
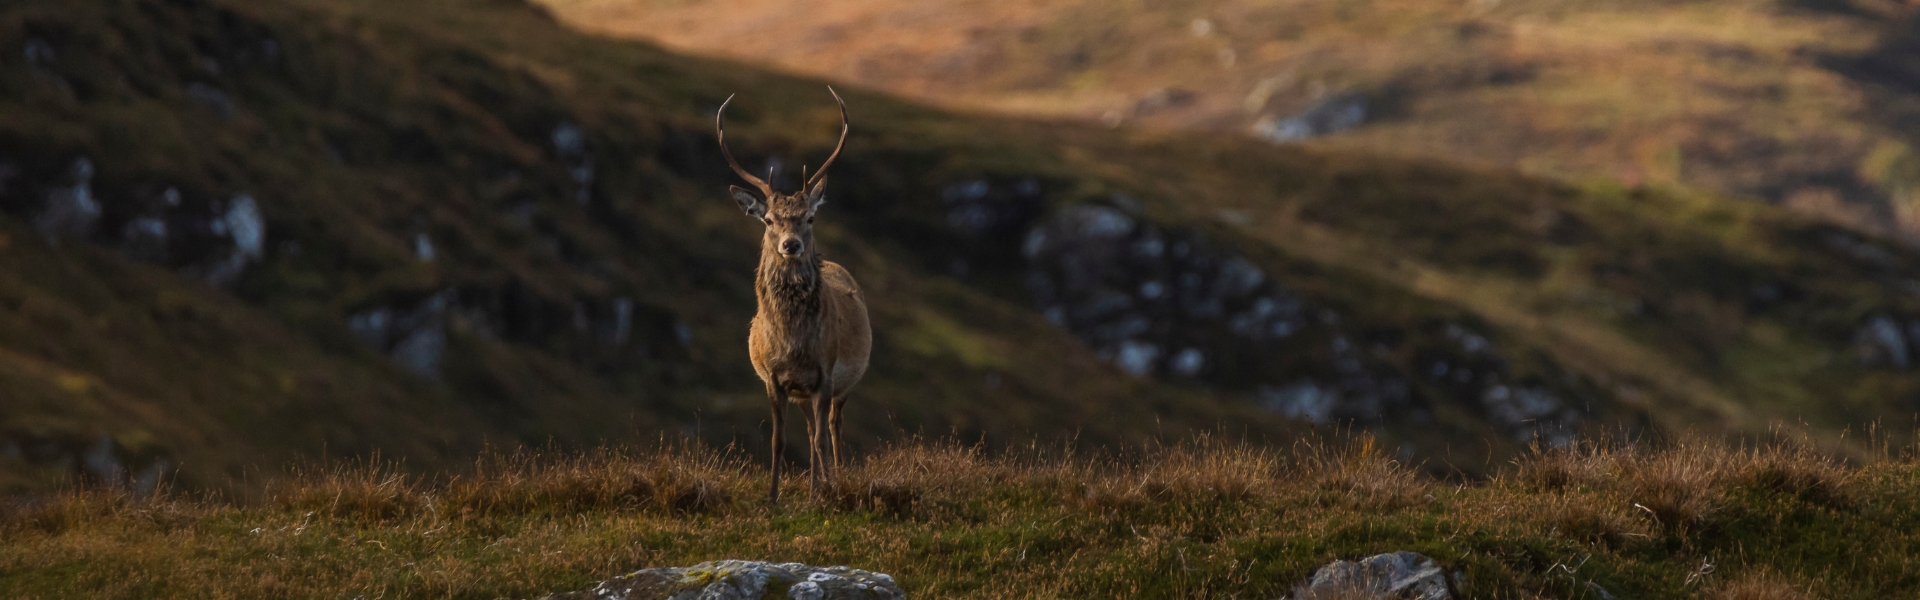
[2,435,1914,598]
[5,0,1920,500]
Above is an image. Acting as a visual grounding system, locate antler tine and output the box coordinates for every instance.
[716,94,774,197]
[804,86,850,192]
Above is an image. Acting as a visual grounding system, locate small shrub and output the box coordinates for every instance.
[1509,441,1617,491]
[1619,441,1727,531]
[821,477,923,516]
[1534,495,1647,547]
[0,489,133,535]
[271,460,425,521]
[1301,435,1429,511]
[442,450,654,518]
[1733,443,1851,506]
[816,440,1000,515]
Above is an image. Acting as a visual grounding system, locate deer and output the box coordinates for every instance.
[716,87,872,504]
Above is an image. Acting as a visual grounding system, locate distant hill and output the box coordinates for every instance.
[541,0,1920,241]
[4,0,1920,495]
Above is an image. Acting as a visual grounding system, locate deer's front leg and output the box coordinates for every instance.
[814,365,835,487]
[768,380,787,505]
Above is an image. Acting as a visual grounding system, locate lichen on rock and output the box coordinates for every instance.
[534,560,904,600]
[1286,551,1455,600]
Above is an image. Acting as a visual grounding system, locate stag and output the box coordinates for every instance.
[717,87,872,504]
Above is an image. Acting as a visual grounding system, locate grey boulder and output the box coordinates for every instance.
[1288,551,1454,600]
[536,560,904,600]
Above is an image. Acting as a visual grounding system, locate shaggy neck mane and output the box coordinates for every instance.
[756,245,822,329]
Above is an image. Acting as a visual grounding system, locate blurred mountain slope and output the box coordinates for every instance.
[3,0,1920,494]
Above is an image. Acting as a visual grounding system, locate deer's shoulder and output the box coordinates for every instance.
[819,260,862,296]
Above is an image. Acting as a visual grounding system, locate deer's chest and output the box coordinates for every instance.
[751,263,832,389]
[750,285,829,375]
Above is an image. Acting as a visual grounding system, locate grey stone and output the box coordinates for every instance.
[552,122,594,204]
[1260,381,1338,425]
[83,434,124,482]
[121,216,169,262]
[347,290,453,379]
[552,122,586,156]
[1480,385,1578,446]
[197,194,267,286]
[223,194,265,259]
[24,38,55,69]
[414,233,436,262]
[186,82,238,119]
[1287,551,1453,600]
[1583,581,1615,600]
[131,459,171,498]
[535,560,904,600]
[391,325,445,379]
[609,297,634,346]
[1856,315,1911,369]
[34,158,100,241]
[1253,93,1369,142]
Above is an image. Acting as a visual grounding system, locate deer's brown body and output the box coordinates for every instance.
[718,88,871,503]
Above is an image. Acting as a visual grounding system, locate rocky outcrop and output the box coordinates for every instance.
[536,560,904,600]
[1286,551,1454,600]
[934,176,1597,439]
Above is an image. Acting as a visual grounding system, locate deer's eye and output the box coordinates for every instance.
[806,217,815,224]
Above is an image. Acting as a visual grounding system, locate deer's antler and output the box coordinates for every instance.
[716,94,774,198]
[804,87,849,194]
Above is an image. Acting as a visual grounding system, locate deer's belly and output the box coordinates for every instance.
[750,344,822,390]
[768,360,824,391]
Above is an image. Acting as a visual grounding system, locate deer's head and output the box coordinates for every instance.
[717,88,849,262]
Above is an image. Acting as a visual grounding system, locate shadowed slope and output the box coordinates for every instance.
[4,0,1920,496]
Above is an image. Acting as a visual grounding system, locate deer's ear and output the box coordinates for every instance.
[731,185,767,219]
[803,177,828,213]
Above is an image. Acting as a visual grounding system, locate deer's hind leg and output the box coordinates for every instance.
[828,392,846,471]
[799,390,820,491]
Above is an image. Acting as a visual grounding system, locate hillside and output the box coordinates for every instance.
[3,436,1915,598]
[6,0,1920,495]
[0,0,1309,494]
[539,0,1920,240]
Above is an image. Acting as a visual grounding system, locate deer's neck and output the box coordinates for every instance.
[755,247,823,331]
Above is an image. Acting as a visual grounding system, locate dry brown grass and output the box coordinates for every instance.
[1497,434,1859,540]
[3,434,1915,599]
[1710,570,1815,600]
[1620,440,1732,531]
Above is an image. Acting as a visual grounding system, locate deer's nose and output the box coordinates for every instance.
[780,238,803,256]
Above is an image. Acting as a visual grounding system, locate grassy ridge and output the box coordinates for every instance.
[2,435,1914,598]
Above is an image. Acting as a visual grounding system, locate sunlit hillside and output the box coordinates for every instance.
[540,0,1920,240]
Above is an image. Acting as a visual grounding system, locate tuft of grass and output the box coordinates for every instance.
[1710,570,1815,600]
